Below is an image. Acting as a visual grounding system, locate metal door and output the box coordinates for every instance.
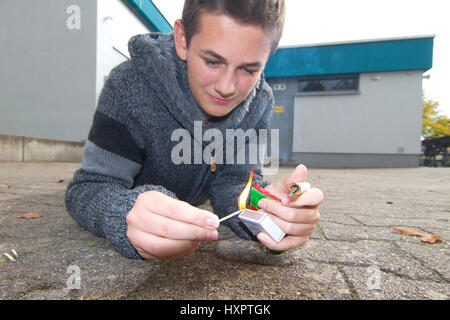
[268,97,293,162]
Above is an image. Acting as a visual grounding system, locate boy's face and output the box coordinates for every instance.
[174,13,272,118]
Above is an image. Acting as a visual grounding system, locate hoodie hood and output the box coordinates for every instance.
[127,32,272,146]
[128,33,203,128]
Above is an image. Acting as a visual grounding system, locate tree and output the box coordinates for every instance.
[422,98,450,139]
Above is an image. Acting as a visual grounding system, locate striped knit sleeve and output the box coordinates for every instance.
[82,110,144,188]
[65,64,177,259]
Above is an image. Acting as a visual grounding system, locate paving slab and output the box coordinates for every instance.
[0,163,449,300]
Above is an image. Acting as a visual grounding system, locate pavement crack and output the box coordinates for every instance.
[392,242,449,283]
[337,265,360,300]
[13,281,63,300]
[348,216,367,226]
[306,259,444,283]
[315,223,327,239]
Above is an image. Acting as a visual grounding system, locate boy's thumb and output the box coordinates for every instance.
[284,164,308,188]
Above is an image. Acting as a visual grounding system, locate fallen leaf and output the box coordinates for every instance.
[421,234,443,244]
[17,213,41,219]
[393,227,425,237]
[393,227,443,244]
[56,179,64,183]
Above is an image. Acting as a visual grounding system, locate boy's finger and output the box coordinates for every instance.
[257,233,309,251]
[281,164,308,190]
[287,188,324,207]
[134,210,218,241]
[258,194,321,224]
[139,191,219,229]
[266,164,308,197]
[269,214,317,236]
[128,229,199,260]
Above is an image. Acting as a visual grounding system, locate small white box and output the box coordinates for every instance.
[239,209,286,243]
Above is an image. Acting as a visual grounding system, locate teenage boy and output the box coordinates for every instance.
[65,0,323,260]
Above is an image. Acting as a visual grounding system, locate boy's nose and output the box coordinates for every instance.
[214,69,236,97]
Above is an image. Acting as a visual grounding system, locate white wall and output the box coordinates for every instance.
[96,0,151,102]
[0,0,97,142]
[292,71,424,155]
[0,0,156,143]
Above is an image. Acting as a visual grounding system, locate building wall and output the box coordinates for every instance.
[268,78,298,162]
[96,0,150,104]
[0,0,151,144]
[0,0,97,143]
[293,71,423,154]
[268,70,424,167]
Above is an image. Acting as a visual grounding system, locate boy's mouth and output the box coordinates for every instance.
[209,94,233,105]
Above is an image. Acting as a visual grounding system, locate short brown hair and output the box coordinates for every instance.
[181,0,286,54]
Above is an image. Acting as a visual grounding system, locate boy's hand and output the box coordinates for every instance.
[126,191,219,260]
[256,164,323,251]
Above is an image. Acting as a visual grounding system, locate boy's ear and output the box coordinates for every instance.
[174,19,188,61]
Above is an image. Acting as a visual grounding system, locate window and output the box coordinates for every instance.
[297,74,359,95]
[273,83,286,91]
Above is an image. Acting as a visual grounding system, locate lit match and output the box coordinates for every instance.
[218,169,286,243]
[219,210,242,223]
[219,169,254,223]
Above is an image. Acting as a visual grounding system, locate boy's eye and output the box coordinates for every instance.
[242,68,256,75]
[205,59,219,66]
[204,58,258,75]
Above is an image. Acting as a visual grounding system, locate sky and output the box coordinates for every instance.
[152,0,449,117]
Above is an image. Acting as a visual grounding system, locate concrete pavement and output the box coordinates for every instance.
[0,162,449,300]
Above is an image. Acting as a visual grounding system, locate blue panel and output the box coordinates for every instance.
[265,37,434,78]
[124,0,172,33]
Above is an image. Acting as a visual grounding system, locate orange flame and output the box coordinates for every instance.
[238,169,254,210]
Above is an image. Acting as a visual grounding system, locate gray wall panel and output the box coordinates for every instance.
[0,0,97,142]
[292,153,420,168]
[292,72,423,155]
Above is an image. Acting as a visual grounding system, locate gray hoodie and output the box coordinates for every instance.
[65,33,275,259]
